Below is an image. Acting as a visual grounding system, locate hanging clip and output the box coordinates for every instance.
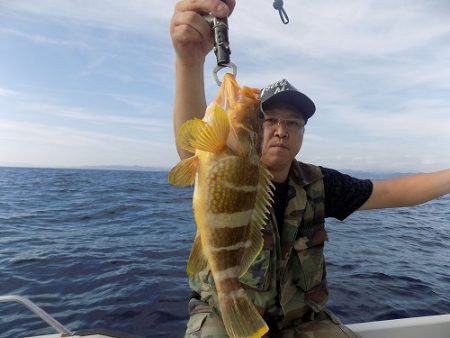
[208,1,237,86]
[273,0,289,24]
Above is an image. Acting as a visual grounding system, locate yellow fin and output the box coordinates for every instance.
[177,119,206,153]
[238,218,263,278]
[253,164,274,222]
[192,105,229,153]
[168,155,198,187]
[220,290,268,338]
[238,164,274,277]
[186,232,208,275]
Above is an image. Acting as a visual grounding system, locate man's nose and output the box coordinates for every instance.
[274,121,289,138]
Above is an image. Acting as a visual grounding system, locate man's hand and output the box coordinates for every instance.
[170,0,236,67]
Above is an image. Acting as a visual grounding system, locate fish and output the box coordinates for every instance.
[168,73,273,338]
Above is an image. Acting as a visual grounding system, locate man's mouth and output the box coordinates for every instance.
[270,143,288,149]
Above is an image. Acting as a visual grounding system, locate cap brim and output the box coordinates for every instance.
[261,91,316,120]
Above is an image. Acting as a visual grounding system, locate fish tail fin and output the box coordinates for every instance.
[219,288,268,338]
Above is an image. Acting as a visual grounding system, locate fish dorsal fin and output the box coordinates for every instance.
[252,164,274,228]
[168,155,199,187]
[238,164,274,277]
[186,232,208,275]
[191,105,229,153]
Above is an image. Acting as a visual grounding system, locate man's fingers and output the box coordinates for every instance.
[171,10,213,44]
[175,0,235,18]
[221,0,236,16]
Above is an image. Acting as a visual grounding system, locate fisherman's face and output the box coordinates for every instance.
[260,104,305,172]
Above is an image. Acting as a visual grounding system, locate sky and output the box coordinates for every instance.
[1,0,449,172]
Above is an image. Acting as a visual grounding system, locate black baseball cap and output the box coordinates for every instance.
[260,79,316,121]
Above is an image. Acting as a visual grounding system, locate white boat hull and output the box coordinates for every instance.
[347,314,450,338]
[22,314,450,338]
[5,295,448,338]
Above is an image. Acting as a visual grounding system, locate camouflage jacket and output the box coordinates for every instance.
[189,161,328,321]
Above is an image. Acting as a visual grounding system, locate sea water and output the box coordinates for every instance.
[0,167,449,337]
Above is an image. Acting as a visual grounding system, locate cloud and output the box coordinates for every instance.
[0,119,178,167]
[230,0,450,58]
[2,0,173,36]
[1,28,90,49]
[0,119,143,146]
[300,130,449,173]
[0,88,20,97]
[4,1,450,56]
[19,102,172,130]
[2,0,449,171]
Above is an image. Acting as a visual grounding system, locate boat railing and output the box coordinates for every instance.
[0,294,74,336]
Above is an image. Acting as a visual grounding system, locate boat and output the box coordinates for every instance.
[0,295,144,338]
[2,294,450,337]
[347,314,450,338]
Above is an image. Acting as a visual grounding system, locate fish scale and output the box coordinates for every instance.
[208,160,259,213]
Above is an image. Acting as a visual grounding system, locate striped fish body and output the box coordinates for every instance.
[169,74,272,338]
[194,150,259,283]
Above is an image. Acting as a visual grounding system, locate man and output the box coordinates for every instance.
[170,1,450,337]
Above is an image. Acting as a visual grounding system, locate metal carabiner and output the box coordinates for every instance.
[213,62,237,86]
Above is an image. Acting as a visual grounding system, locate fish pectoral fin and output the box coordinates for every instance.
[239,164,275,276]
[186,232,208,275]
[191,105,229,153]
[177,119,206,153]
[168,155,198,187]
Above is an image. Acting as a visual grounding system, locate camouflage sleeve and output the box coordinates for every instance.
[320,167,373,221]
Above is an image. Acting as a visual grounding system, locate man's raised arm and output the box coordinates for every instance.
[360,169,450,210]
[170,0,235,159]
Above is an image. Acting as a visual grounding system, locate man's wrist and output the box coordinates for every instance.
[175,56,205,71]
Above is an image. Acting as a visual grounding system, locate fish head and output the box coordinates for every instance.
[215,74,263,157]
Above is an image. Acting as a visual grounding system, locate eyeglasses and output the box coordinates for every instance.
[261,114,305,131]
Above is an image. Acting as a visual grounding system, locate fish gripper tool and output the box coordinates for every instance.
[209,1,237,86]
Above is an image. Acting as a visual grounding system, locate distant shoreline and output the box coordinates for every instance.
[0,165,418,179]
[0,165,170,172]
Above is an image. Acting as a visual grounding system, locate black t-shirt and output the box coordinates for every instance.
[272,181,289,230]
[320,166,373,221]
[272,166,373,231]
